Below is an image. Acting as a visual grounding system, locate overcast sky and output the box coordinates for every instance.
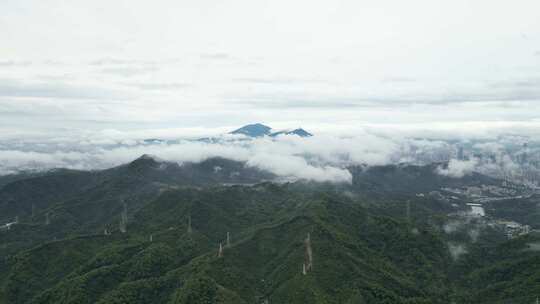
[2,0,540,140]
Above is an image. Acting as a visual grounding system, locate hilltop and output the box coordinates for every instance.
[0,157,539,303]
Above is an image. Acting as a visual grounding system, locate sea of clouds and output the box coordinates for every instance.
[0,127,535,183]
[0,131,399,183]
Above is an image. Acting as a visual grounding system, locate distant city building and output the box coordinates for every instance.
[495,220,531,239]
[457,146,464,161]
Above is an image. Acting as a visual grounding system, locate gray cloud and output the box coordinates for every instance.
[1,0,540,146]
[380,76,416,83]
[232,77,328,85]
[0,79,129,100]
[226,96,362,109]
[0,131,406,182]
[99,66,159,77]
[488,78,540,88]
[0,137,360,183]
[0,126,538,184]
[448,243,468,260]
[0,60,32,67]
[226,85,540,110]
[200,53,233,60]
[436,159,478,178]
[89,58,162,66]
[124,82,192,90]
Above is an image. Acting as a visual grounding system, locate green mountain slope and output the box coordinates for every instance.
[1,158,539,303]
[1,184,455,303]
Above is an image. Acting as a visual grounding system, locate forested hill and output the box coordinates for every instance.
[0,156,539,303]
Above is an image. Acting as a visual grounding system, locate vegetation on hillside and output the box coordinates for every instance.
[0,158,538,303]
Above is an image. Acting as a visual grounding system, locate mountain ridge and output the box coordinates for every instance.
[1,156,539,303]
[230,123,312,138]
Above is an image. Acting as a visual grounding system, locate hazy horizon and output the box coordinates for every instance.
[2,0,540,181]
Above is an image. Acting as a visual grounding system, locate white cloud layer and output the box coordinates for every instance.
[0,133,400,183]
[437,159,478,178]
[0,127,536,184]
[1,1,540,183]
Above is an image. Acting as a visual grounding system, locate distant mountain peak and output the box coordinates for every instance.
[128,154,162,169]
[139,154,156,160]
[230,124,313,138]
[230,123,272,137]
[270,128,313,137]
[289,128,313,137]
